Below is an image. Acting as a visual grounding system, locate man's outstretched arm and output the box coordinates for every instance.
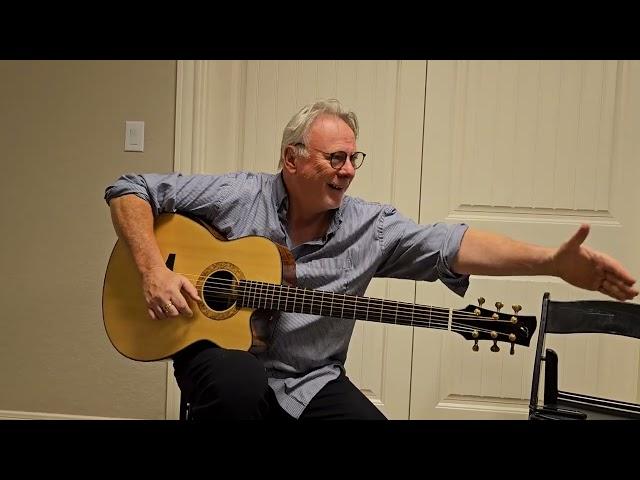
[453,224,638,301]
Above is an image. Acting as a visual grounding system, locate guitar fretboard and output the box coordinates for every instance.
[237,280,450,329]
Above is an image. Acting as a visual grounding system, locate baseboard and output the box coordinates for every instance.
[0,409,132,420]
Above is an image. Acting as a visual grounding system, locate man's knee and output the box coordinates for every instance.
[188,348,270,419]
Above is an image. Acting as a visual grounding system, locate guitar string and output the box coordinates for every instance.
[196,284,520,340]
[172,272,515,321]
[177,276,525,328]
[173,273,524,323]
[168,277,527,340]
[152,273,520,339]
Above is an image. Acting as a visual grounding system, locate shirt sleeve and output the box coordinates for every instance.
[103,172,244,224]
[375,206,470,297]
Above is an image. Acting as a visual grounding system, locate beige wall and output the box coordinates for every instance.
[0,60,177,419]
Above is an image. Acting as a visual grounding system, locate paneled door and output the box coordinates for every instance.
[409,60,640,419]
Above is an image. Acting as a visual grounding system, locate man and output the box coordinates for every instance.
[105,98,638,420]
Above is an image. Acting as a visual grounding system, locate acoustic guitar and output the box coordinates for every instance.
[102,214,537,361]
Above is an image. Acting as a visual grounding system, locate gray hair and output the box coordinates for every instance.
[279,98,359,168]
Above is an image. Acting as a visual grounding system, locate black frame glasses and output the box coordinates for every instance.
[294,143,366,170]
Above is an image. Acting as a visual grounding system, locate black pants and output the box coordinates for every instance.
[172,341,387,420]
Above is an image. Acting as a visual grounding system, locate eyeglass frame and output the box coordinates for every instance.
[293,143,366,170]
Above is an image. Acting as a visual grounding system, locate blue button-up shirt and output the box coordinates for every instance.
[105,171,470,418]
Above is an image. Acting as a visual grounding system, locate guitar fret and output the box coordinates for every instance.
[253,281,258,309]
[265,282,270,309]
[380,299,384,323]
[309,289,313,315]
[284,285,290,312]
[269,283,274,310]
[259,282,264,309]
[252,281,256,308]
[311,289,315,315]
[329,292,334,318]
[293,287,298,313]
[312,290,316,315]
[366,297,370,321]
[276,284,282,311]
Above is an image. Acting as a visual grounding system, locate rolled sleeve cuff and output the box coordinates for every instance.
[437,223,470,297]
[104,175,152,206]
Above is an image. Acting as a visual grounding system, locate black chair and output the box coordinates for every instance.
[529,292,640,420]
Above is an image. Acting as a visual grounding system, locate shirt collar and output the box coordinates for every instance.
[272,171,345,238]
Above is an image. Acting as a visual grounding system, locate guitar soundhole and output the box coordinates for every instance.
[203,270,238,312]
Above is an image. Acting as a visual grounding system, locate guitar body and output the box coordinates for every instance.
[102,214,295,361]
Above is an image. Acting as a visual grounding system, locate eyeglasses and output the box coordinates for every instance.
[294,143,366,170]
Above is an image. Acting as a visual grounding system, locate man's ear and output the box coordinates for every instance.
[283,145,298,173]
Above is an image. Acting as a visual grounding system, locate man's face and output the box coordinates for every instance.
[290,114,357,215]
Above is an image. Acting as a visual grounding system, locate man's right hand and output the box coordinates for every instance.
[141,266,202,320]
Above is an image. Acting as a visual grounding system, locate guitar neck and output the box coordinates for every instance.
[238,280,451,330]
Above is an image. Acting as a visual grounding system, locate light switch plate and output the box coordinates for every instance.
[125,121,144,152]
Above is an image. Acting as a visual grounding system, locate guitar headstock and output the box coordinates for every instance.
[453,298,537,355]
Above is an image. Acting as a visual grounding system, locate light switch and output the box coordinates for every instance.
[124,121,144,152]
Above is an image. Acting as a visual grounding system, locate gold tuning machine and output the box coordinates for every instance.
[511,304,522,324]
[474,297,485,316]
[509,333,516,355]
[491,301,502,320]
[472,330,479,352]
[490,331,499,352]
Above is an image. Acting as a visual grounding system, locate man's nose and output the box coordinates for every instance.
[337,159,356,177]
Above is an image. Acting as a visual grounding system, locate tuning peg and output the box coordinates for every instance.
[512,304,522,314]
[490,331,499,352]
[495,301,504,312]
[478,297,485,307]
[508,333,516,355]
[472,339,479,352]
